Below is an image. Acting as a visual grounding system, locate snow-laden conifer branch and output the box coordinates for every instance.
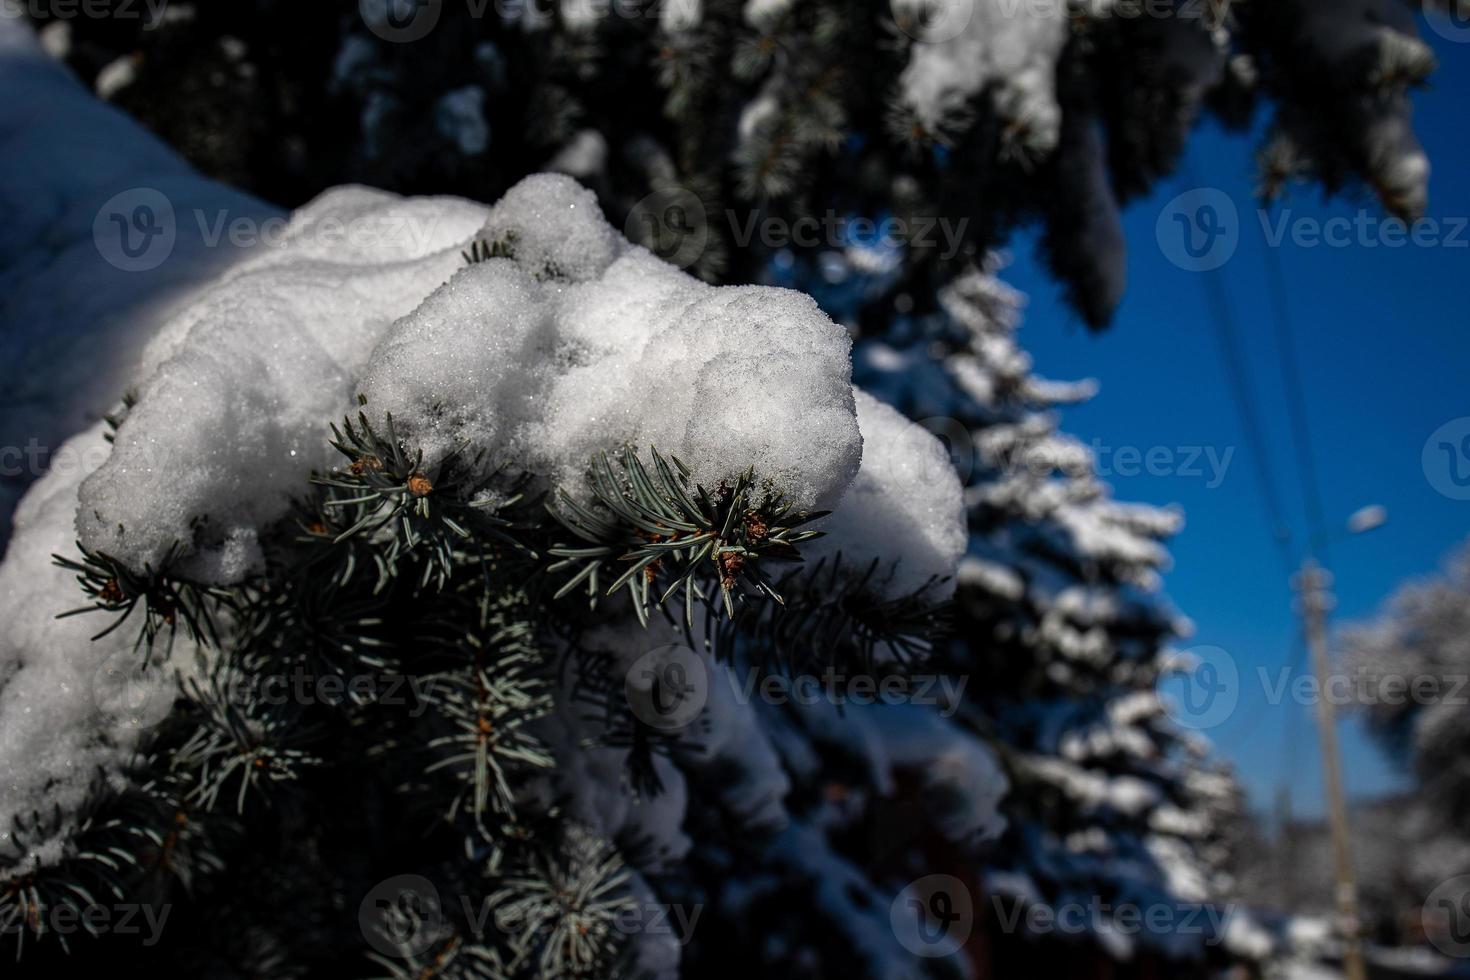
[0,165,981,976]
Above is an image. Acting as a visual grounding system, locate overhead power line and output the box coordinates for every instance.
[1260,220,1332,568]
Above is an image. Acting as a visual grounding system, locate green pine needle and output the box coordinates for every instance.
[52,542,233,661]
[547,447,825,626]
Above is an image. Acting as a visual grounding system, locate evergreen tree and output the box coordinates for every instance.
[31,0,1443,328]
[1341,538,1470,953]
[820,248,1250,970]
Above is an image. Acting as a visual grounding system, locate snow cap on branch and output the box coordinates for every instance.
[898,0,1070,154]
[75,175,891,581]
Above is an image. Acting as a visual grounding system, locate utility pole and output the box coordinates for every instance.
[1274,784,1293,909]
[1295,558,1368,980]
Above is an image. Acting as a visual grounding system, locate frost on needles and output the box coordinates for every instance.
[0,174,981,973]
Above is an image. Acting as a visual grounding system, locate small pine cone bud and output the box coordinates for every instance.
[99,578,125,604]
[406,473,434,498]
[717,551,745,589]
[349,455,383,476]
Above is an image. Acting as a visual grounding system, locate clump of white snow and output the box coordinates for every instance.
[743,0,794,28]
[806,391,966,599]
[76,187,487,580]
[897,0,1070,154]
[658,0,703,33]
[356,258,552,471]
[545,129,608,179]
[476,172,622,283]
[1286,0,1434,216]
[0,425,182,875]
[363,174,864,512]
[76,173,892,583]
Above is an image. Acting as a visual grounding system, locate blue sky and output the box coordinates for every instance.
[1000,27,1470,819]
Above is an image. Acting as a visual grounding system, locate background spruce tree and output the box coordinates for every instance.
[28,0,1444,326]
[1338,540,1470,953]
[840,250,1251,970]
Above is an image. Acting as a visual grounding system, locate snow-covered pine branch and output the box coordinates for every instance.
[0,56,997,967]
